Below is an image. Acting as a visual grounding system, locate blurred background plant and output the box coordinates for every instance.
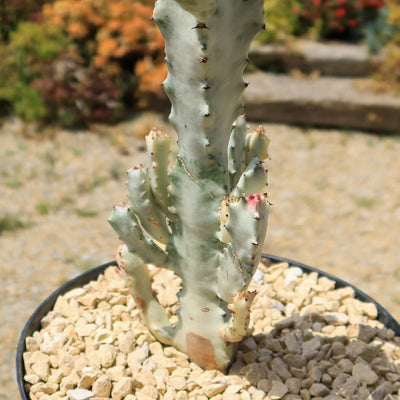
[0,0,399,127]
[258,0,389,50]
[0,0,165,127]
[0,0,49,41]
[373,0,400,93]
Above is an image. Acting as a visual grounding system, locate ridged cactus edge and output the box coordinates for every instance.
[109,0,270,372]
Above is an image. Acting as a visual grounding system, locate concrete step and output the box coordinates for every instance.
[243,72,400,133]
[249,39,380,77]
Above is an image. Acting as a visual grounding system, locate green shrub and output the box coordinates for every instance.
[0,1,166,126]
[374,0,400,92]
[12,82,48,122]
[0,22,71,122]
[257,0,301,43]
[0,0,52,42]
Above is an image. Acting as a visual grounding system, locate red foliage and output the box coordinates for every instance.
[296,0,384,37]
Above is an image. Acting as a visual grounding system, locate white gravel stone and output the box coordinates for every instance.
[94,328,115,344]
[284,267,303,286]
[107,365,126,381]
[99,344,117,367]
[67,388,94,400]
[323,312,349,325]
[352,363,379,385]
[21,263,400,400]
[203,383,227,397]
[111,377,133,400]
[25,337,40,352]
[118,331,135,353]
[285,377,302,394]
[268,380,288,399]
[75,322,97,337]
[302,336,322,358]
[309,383,330,397]
[31,361,50,381]
[92,374,112,398]
[272,357,291,380]
[24,374,40,385]
[285,331,302,354]
[60,371,80,392]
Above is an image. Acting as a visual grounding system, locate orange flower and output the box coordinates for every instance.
[67,22,88,39]
[52,0,71,18]
[107,19,122,32]
[133,3,153,20]
[122,17,148,45]
[94,55,107,67]
[97,37,119,58]
[109,2,128,19]
[135,58,167,94]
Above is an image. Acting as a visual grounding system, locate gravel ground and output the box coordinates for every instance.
[1,114,400,399]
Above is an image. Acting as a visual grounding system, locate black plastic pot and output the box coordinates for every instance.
[17,255,400,399]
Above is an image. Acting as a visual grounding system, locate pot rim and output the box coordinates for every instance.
[16,254,400,399]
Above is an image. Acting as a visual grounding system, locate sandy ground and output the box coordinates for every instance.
[1,114,400,399]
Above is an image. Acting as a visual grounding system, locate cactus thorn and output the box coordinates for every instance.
[244,82,249,87]
[193,23,209,29]
[200,57,209,63]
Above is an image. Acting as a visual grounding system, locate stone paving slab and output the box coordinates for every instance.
[243,72,400,133]
[249,39,379,77]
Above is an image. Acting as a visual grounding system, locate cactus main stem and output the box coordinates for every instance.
[154,0,264,179]
[110,0,268,372]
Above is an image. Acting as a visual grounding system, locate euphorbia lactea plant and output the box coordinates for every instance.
[109,0,269,371]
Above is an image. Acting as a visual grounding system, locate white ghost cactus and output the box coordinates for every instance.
[109,0,270,371]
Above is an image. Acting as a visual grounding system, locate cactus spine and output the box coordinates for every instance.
[109,0,269,371]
